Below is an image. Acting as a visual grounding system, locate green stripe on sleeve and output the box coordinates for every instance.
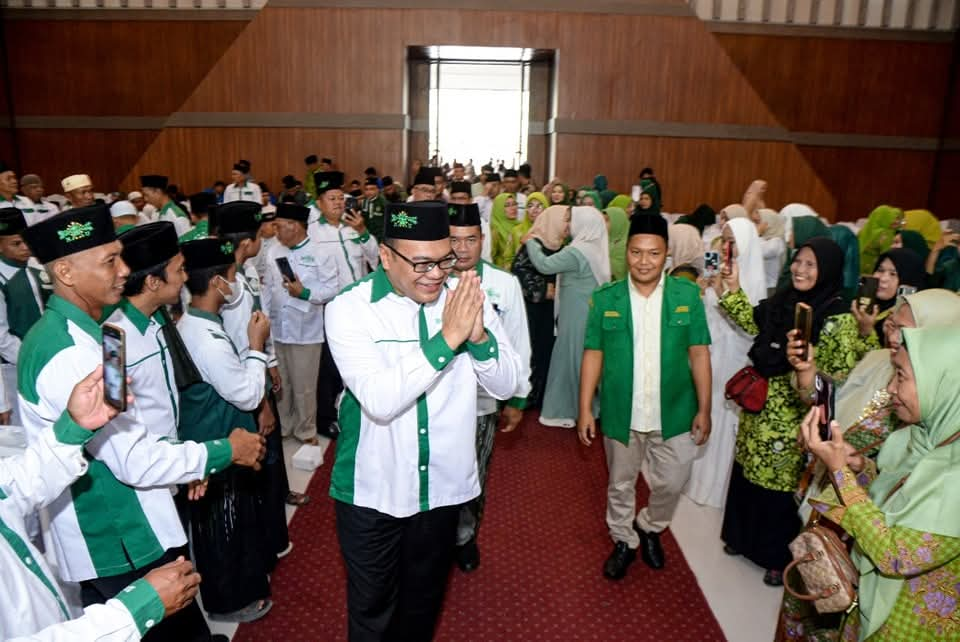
[0,515,70,620]
[113,577,166,637]
[330,389,362,504]
[53,410,96,446]
[203,439,233,477]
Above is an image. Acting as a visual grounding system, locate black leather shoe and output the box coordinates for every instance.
[634,524,665,570]
[456,538,480,573]
[603,541,636,580]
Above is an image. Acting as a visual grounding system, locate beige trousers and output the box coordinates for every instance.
[603,430,698,547]
[275,341,324,441]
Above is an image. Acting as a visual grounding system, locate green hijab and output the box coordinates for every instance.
[491,192,529,270]
[828,225,860,304]
[593,175,617,208]
[896,230,930,261]
[608,194,633,212]
[858,205,902,275]
[604,206,629,281]
[855,326,960,639]
[578,187,603,210]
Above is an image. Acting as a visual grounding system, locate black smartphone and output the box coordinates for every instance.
[275,256,297,282]
[795,302,813,362]
[814,374,836,441]
[704,251,720,277]
[102,323,127,412]
[344,195,359,213]
[857,276,879,312]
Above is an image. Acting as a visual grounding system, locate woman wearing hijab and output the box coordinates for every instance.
[760,213,788,295]
[523,206,610,427]
[490,192,528,271]
[828,225,861,304]
[512,205,567,409]
[577,188,603,210]
[718,237,878,586]
[891,229,930,261]
[593,175,617,208]
[639,177,662,213]
[603,206,630,281]
[718,204,749,225]
[667,222,705,282]
[778,289,960,641]
[903,209,942,249]
[685,218,766,508]
[798,326,960,641]
[634,190,661,218]
[851,248,928,346]
[925,230,960,291]
[858,205,902,276]
[525,192,549,222]
[607,194,635,216]
[776,214,831,291]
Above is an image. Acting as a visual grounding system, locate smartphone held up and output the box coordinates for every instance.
[794,302,813,363]
[101,323,127,412]
[814,373,836,442]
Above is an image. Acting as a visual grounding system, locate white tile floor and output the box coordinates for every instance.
[210,437,781,641]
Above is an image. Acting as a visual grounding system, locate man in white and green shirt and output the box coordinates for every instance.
[141,175,191,237]
[19,205,266,641]
[447,202,532,573]
[223,163,262,204]
[15,173,60,226]
[1,367,201,641]
[325,201,522,641]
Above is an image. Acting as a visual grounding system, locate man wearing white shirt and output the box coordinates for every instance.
[60,174,96,210]
[325,201,522,641]
[263,202,338,444]
[223,162,262,204]
[1,367,203,641]
[19,206,265,640]
[128,191,157,222]
[447,203,532,573]
[141,175,190,237]
[15,174,59,226]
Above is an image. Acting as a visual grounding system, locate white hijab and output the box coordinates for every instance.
[726,218,767,306]
[779,203,818,246]
[570,206,611,286]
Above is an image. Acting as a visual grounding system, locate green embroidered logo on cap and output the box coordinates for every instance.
[221,242,234,255]
[391,211,417,229]
[254,212,263,222]
[0,222,7,232]
[58,221,94,243]
[318,181,330,189]
[448,206,457,218]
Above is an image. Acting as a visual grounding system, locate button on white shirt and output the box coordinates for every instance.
[629,273,664,432]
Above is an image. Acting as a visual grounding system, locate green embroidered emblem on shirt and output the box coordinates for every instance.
[392,211,417,229]
[58,221,93,242]
[221,242,234,255]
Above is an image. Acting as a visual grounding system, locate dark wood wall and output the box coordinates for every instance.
[2,8,956,221]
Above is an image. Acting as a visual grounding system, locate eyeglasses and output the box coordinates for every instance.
[385,244,458,273]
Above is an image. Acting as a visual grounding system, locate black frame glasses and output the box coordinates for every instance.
[385,244,458,273]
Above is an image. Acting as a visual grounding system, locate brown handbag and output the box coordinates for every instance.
[724,366,768,413]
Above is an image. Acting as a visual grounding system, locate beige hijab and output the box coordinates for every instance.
[742,179,767,219]
[527,205,568,251]
[668,223,704,270]
[719,203,748,223]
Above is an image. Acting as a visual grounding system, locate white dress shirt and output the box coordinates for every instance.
[262,236,339,345]
[629,274,664,433]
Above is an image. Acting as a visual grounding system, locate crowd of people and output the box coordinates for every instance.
[0,153,958,642]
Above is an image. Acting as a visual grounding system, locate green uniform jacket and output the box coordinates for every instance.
[584,276,710,445]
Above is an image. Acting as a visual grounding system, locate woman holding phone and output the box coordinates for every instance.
[717,238,877,586]
[851,248,928,346]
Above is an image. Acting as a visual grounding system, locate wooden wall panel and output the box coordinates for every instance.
[179,9,777,126]
[554,134,838,219]
[4,20,248,116]
[716,34,952,137]
[797,146,936,220]
[930,152,960,217]
[17,129,159,192]
[122,127,404,195]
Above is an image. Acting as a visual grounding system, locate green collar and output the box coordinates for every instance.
[0,256,27,269]
[186,306,221,325]
[290,237,310,250]
[118,298,165,334]
[116,223,137,234]
[160,201,187,218]
[47,294,103,341]
[370,265,398,303]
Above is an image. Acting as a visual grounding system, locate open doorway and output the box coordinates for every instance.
[406,46,554,186]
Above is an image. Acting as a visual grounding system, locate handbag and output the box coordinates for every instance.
[785,430,960,615]
[724,366,768,413]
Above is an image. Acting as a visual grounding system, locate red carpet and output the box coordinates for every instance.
[235,414,725,641]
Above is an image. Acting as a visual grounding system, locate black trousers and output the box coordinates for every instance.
[335,501,460,642]
[80,546,213,642]
[316,341,343,432]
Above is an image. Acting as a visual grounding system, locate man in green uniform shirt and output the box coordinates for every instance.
[578,213,712,580]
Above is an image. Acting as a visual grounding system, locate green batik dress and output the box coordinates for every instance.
[719,289,879,492]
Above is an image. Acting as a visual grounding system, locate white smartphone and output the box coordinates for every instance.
[630,185,641,202]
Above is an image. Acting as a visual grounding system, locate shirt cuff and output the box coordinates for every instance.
[506,396,527,410]
[203,438,233,476]
[831,466,869,506]
[55,410,96,446]
[297,287,312,301]
[245,350,268,366]
[113,578,166,638]
[466,329,499,362]
[422,331,457,371]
